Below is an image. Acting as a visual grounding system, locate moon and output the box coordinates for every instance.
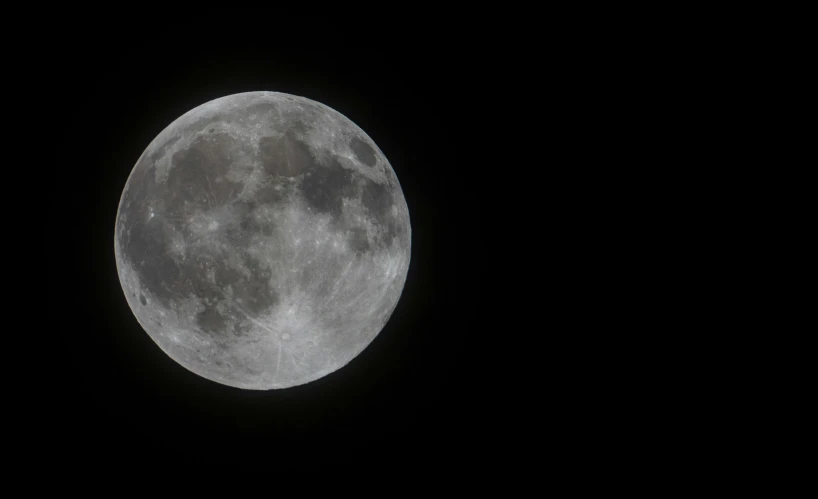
[114,91,411,390]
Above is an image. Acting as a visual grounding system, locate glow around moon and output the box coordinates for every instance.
[114,91,411,390]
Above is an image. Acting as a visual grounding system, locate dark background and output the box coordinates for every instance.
[21,8,775,481]
[40,13,530,466]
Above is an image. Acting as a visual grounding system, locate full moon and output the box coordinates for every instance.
[114,91,411,390]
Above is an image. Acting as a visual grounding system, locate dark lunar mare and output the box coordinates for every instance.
[119,127,404,341]
[349,136,376,167]
[119,134,279,337]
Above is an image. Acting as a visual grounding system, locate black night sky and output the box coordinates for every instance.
[25,6,741,481]
[40,12,532,467]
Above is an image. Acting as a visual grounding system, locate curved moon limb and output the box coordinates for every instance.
[114,91,411,390]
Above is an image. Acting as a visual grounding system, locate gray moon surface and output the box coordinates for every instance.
[114,91,411,390]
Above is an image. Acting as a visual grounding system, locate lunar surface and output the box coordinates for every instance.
[114,91,411,390]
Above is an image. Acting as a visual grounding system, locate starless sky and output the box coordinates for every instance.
[35,11,548,471]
